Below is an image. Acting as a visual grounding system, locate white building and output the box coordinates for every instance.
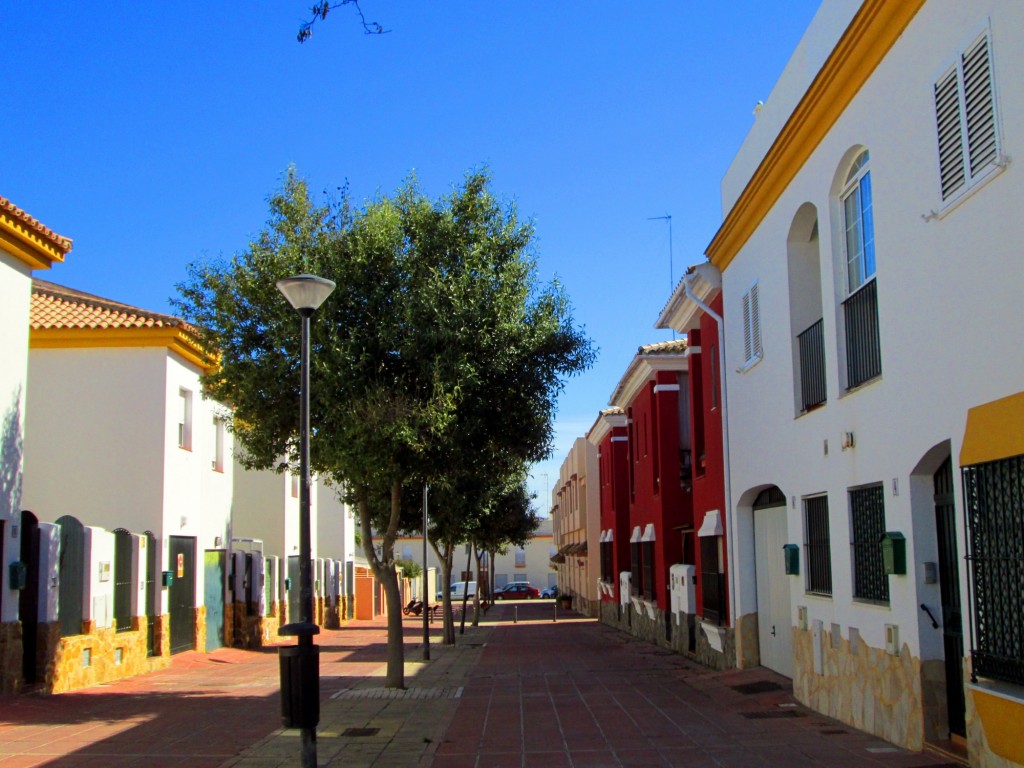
[22,279,233,656]
[707,0,1023,762]
[0,197,71,692]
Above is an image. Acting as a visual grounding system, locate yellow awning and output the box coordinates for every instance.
[960,391,1024,466]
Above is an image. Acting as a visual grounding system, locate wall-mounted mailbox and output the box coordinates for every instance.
[284,577,293,591]
[9,561,28,590]
[162,570,174,587]
[782,544,800,575]
[880,532,906,575]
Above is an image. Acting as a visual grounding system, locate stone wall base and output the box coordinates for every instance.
[0,621,23,693]
[49,616,169,694]
[193,606,206,653]
[793,626,924,751]
[966,678,1024,768]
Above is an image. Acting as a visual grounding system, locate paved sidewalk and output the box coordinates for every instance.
[0,601,964,768]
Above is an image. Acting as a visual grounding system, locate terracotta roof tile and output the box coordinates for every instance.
[31,279,188,331]
[1,196,73,253]
[637,339,688,355]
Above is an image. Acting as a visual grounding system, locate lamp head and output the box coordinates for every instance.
[276,274,336,314]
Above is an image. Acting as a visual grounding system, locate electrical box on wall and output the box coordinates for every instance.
[797,605,808,631]
[782,544,800,575]
[880,531,906,575]
[885,623,900,655]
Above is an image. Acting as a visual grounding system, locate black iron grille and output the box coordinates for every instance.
[850,485,889,603]
[804,496,832,596]
[798,318,827,411]
[843,279,881,389]
[963,454,1024,686]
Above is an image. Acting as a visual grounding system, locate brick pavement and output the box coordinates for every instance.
[0,601,965,768]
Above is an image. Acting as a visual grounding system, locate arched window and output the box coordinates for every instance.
[841,150,875,295]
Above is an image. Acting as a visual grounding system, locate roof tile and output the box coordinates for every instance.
[31,279,189,331]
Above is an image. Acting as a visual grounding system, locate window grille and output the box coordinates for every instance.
[804,496,832,596]
[797,318,827,411]
[843,279,881,389]
[113,528,133,633]
[850,484,889,603]
[601,539,613,582]
[700,536,725,625]
[642,540,656,601]
[962,454,1024,686]
[935,31,999,201]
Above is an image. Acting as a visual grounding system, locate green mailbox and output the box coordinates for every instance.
[782,544,800,575]
[880,531,906,575]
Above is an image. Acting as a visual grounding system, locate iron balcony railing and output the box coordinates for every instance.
[843,279,882,389]
[797,318,827,411]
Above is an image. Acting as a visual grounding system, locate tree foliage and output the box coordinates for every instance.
[174,166,594,684]
[297,1,387,43]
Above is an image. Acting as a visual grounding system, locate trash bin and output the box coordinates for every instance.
[279,643,320,729]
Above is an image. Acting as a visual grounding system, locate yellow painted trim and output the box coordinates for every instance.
[30,327,217,373]
[960,391,1024,466]
[0,214,71,270]
[706,0,926,270]
[970,688,1024,765]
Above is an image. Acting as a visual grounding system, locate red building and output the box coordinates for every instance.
[598,340,694,646]
[657,265,733,669]
[589,407,628,624]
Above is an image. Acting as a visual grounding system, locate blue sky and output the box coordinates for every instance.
[4,1,822,513]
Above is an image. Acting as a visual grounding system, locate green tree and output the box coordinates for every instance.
[175,167,594,687]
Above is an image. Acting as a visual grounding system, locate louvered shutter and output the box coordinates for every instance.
[934,68,965,200]
[750,282,762,358]
[742,291,752,363]
[962,34,997,177]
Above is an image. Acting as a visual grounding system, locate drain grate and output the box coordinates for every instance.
[341,727,380,737]
[331,686,463,701]
[740,710,805,719]
[730,680,785,695]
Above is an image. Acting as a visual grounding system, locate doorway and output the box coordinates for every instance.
[753,487,793,677]
[168,536,196,654]
[934,457,966,738]
[19,511,40,684]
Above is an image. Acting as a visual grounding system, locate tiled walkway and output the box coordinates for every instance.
[0,602,963,767]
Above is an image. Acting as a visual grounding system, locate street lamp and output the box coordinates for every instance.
[276,273,335,768]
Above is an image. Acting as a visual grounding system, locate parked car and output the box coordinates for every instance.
[540,585,558,599]
[437,581,477,600]
[495,582,540,599]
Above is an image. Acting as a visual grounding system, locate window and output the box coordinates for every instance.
[641,526,656,601]
[514,547,526,568]
[850,484,888,603]
[177,389,192,450]
[804,496,832,596]
[700,535,725,625]
[290,473,299,499]
[840,150,881,389]
[842,152,875,294]
[935,30,1000,202]
[630,528,642,597]
[741,281,762,367]
[211,416,225,472]
[600,530,613,582]
[963,454,1024,685]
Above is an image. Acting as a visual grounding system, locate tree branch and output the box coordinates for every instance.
[298,1,389,43]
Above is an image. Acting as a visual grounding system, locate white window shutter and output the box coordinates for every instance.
[751,282,762,358]
[962,34,997,177]
[742,291,752,362]
[934,68,965,200]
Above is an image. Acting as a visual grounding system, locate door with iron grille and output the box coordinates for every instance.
[113,529,133,633]
[144,531,157,656]
[19,511,40,684]
[55,515,85,637]
[168,536,196,654]
[934,457,965,738]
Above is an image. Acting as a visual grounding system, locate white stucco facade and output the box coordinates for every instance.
[22,345,234,613]
[714,0,1024,756]
[232,462,316,564]
[0,253,33,623]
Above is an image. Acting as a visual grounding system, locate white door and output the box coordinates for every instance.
[754,504,793,677]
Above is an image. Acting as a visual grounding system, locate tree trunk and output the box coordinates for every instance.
[430,539,457,645]
[358,482,406,689]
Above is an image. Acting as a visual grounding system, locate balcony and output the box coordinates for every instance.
[843,279,881,389]
[797,318,826,412]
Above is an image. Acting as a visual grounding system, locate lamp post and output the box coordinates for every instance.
[276,273,335,768]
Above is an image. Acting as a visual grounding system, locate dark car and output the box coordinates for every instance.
[495,582,540,600]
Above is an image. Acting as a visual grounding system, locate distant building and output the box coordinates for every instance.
[550,437,599,615]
